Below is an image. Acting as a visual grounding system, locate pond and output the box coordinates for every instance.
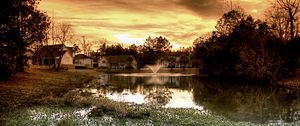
[84,73,300,124]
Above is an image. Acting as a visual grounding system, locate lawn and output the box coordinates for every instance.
[0,69,99,122]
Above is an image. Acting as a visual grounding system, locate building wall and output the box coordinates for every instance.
[131,60,138,69]
[61,52,73,65]
[98,58,109,68]
[75,58,93,68]
[98,57,138,69]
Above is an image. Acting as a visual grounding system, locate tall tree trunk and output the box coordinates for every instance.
[16,45,25,72]
[289,8,295,40]
[16,53,24,72]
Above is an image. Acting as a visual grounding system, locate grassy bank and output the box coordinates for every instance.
[0,69,99,116]
[4,106,256,126]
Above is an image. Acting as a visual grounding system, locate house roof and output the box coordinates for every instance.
[74,54,91,59]
[102,55,136,64]
[36,44,73,58]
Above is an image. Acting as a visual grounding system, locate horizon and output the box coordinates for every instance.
[38,0,269,49]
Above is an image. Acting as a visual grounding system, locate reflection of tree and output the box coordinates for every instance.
[144,88,173,106]
[99,75,196,106]
[193,81,300,123]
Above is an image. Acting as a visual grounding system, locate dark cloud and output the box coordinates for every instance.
[178,0,225,18]
[65,0,181,13]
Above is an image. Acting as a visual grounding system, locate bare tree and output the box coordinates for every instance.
[265,8,289,41]
[55,22,74,44]
[270,0,300,40]
[50,22,75,70]
[96,38,109,56]
[80,36,93,56]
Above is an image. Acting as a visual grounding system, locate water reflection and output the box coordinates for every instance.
[89,74,300,123]
[193,81,300,123]
[144,88,173,106]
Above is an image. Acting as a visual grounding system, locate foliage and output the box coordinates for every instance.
[141,36,172,65]
[215,9,245,36]
[0,0,50,79]
[96,43,138,56]
[144,89,173,106]
[193,10,286,84]
[286,37,300,69]
[94,36,172,67]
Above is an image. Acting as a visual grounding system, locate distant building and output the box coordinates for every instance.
[158,55,192,68]
[74,54,93,69]
[98,55,137,69]
[32,44,75,69]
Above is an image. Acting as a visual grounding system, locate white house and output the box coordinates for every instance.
[98,55,137,69]
[32,44,74,69]
[74,54,93,69]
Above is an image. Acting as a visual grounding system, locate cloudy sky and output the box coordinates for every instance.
[39,0,270,49]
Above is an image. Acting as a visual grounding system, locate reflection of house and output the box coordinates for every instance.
[98,55,137,69]
[33,44,74,68]
[74,54,93,69]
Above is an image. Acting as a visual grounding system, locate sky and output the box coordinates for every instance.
[38,0,270,49]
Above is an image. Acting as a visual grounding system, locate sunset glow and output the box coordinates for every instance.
[115,34,144,45]
[38,0,270,49]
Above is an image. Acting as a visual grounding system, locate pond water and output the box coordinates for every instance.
[84,73,300,124]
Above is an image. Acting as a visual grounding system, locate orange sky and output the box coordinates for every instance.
[39,0,270,49]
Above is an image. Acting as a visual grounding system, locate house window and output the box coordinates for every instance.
[50,59,55,65]
[43,59,49,65]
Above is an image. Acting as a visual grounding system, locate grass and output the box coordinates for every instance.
[5,104,300,126]
[0,68,99,118]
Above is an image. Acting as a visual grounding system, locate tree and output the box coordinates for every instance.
[286,37,300,69]
[231,18,286,84]
[180,55,189,71]
[0,0,50,79]
[49,21,74,71]
[54,22,74,44]
[215,9,245,36]
[193,10,286,85]
[265,6,290,41]
[270,0,300,40]
[80,36,93,56]
[142,36,172,65]
[96,38,108,56]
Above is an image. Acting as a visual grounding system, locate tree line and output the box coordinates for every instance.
[193,0,300,85]
[92,36,176,67]
[0,0,50,79]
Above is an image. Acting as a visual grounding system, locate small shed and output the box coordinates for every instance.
[74,54,93,69]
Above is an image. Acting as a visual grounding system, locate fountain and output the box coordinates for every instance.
[146,64,163,74]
